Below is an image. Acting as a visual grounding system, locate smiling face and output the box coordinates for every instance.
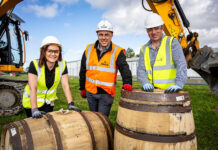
[97,30,113,50]
[45,44,60,63]
[147,25,164,43]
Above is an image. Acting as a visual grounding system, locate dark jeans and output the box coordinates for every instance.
[24,103,54,118]
[86,91,114,116]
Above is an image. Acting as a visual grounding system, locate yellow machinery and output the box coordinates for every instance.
[0,0,28,116]
[143,0,218,95]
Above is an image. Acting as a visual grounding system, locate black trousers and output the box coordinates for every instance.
[86,91,114,117]
[24,103,54,118]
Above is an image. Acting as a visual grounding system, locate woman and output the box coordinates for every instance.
[22,35,81,118]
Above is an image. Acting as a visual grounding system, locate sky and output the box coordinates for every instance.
[13,0,218,68]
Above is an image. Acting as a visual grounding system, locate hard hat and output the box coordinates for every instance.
[96,20,113,32]
[40,35,62,50]
[144,13,164,29]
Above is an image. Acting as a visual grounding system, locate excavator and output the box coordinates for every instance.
[142,0,218,96]
[0,0,28,116]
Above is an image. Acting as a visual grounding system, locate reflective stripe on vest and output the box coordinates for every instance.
[23,89,57,97]
[86,44,119,86]
[86,77,116,87]
[22,60,66,108]
[142,36,176,89]
[86,44,118,73]
[23,90,56,104]
[85,43,122,97]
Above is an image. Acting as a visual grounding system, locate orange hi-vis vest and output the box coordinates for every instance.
[85,43,124,97]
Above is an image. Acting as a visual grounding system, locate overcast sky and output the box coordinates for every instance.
[13,0,218,68]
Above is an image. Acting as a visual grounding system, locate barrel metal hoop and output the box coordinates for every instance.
[78,112,97,150]
[45,114,63,150]
[119,100,192,113]
[6,123,22,150]
[19,120,34,150]
[121,90,190,102]
[115,123,196,143]
[97,112,114,136]
[93,112,114,150]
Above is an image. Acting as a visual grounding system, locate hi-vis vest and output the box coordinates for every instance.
[22,60,66,109]
[141,36,177,89]
[85,43,124,97]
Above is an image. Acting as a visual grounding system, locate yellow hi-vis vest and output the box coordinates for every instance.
[141,36,177,89]
[22,60,66,109]
[85,43,124,97]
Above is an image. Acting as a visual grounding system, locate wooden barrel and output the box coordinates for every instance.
[114,89,197,150]
[1,110,114,150]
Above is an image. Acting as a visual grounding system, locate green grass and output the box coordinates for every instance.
[0,77,218,149]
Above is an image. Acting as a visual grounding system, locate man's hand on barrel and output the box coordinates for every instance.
[165,85,182,93]
[31,108,45,118]
[80,89,87,98]
[68,102,81,112]
[143,83,154,92]
[122,84,132,91]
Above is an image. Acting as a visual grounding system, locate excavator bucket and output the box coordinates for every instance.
[190,46,218,96]
[0,0,23,18]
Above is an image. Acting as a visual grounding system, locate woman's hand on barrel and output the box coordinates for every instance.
[143,83,154,92]
[68,102,82,112]
[31,108,45,118]
[122,84,132,91]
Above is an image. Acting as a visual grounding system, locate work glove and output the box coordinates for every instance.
[165,85,182,93]
[143,83,154,92]
[122,84,132,91]
[68,102,81,112]
[31,108,45,118]
[80,89,86,98]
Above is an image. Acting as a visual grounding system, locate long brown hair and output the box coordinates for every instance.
[38,44,62,67]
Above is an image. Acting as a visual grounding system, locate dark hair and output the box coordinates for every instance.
[38,44,62,67]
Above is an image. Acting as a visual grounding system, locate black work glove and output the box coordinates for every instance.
[31,108,45,118]
[68,102,81,112]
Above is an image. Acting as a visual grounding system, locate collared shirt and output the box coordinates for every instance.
[137,35,187,88]
[28,61,68,89]
[97,42,111,58]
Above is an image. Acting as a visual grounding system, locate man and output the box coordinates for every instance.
[137,13,187,93]
[79,20,132,116]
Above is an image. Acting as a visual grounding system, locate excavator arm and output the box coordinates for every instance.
[0,0,23,18]
[143,0,218,96]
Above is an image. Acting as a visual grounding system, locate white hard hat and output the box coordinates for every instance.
[96,20,113,32]
[144,13,164,29]
[40,35,62,50]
